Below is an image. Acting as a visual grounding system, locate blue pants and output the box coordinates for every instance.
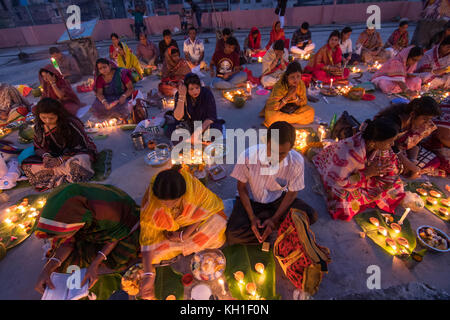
[195,11,202,28]
[212,72,248,90]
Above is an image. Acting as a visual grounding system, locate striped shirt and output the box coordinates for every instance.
[231,144,305,204]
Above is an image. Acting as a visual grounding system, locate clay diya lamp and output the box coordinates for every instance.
[416,188,427,196]
[234,271,244,283]
[390,223,401,234]
[429,190,441,198]
[255,263,265,274]
[378,226,387,237]
[438,207,448,217]
[246,282,257,295]
[166,295,176,300]
[396,237,409,248]
[426,197,438,205]
[440,199,449,207]
[369,217,379,227]
[386,238,397,251]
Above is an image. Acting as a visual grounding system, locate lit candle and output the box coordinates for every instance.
[255,263,265,274]
[386,238,397,251]
[390,223,401,234]
[369,217,379,227]
[330,79,333,88]
[396,237,409,248]
[4,218,11,224]
[18,224,25,229]
[258,57,262,63]
[246,282,256,296]
[165,295,176,300]
[234,271,244,284]
[398,208,410,225]
[218,278,226,295]
[378,226,387,237]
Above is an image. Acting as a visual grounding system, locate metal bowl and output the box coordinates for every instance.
[191,249,226,282]
[144,151,170,167]
[416,225,450,253]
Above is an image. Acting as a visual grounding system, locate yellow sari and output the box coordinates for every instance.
[117,42,144,79]
[263,78,314,127]
[140,169,227,263]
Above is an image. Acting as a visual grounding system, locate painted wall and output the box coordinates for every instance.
[0,1,422,49]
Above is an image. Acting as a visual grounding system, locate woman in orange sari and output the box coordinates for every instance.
[139,166,227,299]
[265,21,287,50]
[304,30,350,84]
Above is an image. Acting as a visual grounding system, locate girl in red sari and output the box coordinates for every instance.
[39,65,83,116]
[305,30,350,84]
[265,21,287,50]
[244,27,265,59]
[313,117,405,221]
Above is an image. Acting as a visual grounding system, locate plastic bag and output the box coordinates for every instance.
[401,191,425,212]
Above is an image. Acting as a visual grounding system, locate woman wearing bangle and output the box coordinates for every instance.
[91,58,134,121]
[34,183,141,295]
[262,61,314,127]
[39,65,83,116]
[166,73,224,142]
[139,167,226,299]
[21,98,97,192]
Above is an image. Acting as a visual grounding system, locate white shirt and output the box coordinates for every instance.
[183,37,204,62]
[340,38,352,55]
[231,144,305,204]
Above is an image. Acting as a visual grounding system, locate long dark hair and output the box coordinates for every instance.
[281,61,303,87]
[328,30,341,43]
[152,167,187,200]
[34,98,77,145]
[362,117,400,142]
[407,46,424,59]
[95,58,115,75]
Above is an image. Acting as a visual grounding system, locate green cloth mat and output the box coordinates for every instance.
[405,182,449,223]
[10,149,113,190]
[354,209,416,256]
[223,244,280,300]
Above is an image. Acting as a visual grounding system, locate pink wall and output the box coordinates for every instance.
[0,1,423,49]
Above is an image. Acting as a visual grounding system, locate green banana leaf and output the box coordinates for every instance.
[89,273,122,300]
[353,81,376,92]
[0,193,49,250]
[354,209,416,256]
[223,244,280,300]
[405,182,449,222]
[154,266,184,300]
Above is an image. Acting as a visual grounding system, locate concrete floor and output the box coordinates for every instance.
[0,22,449,300]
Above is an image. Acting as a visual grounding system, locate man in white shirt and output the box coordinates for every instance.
[226,121,318,245]
[183,27,207,70]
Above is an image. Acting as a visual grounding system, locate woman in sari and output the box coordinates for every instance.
[109,33,121,62]
[384,21,410,58]
[416,36,450,90]
[116,42,144,81]
[139,167,227,299]
[262,61,314,127]
[21,98,97,191]
[371,46,423,96]
[355,27,388,63]
[265,21,287,51]
[168,73,224,142]
[0,83,30,124]
[91,58,134,121]
[375,97,442,179]
[304,30,350,84]
[39,65,83,116]
[34,183,140,294]
[244,27,265,59]
[159,47,192,97]
[313,117,405,221]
